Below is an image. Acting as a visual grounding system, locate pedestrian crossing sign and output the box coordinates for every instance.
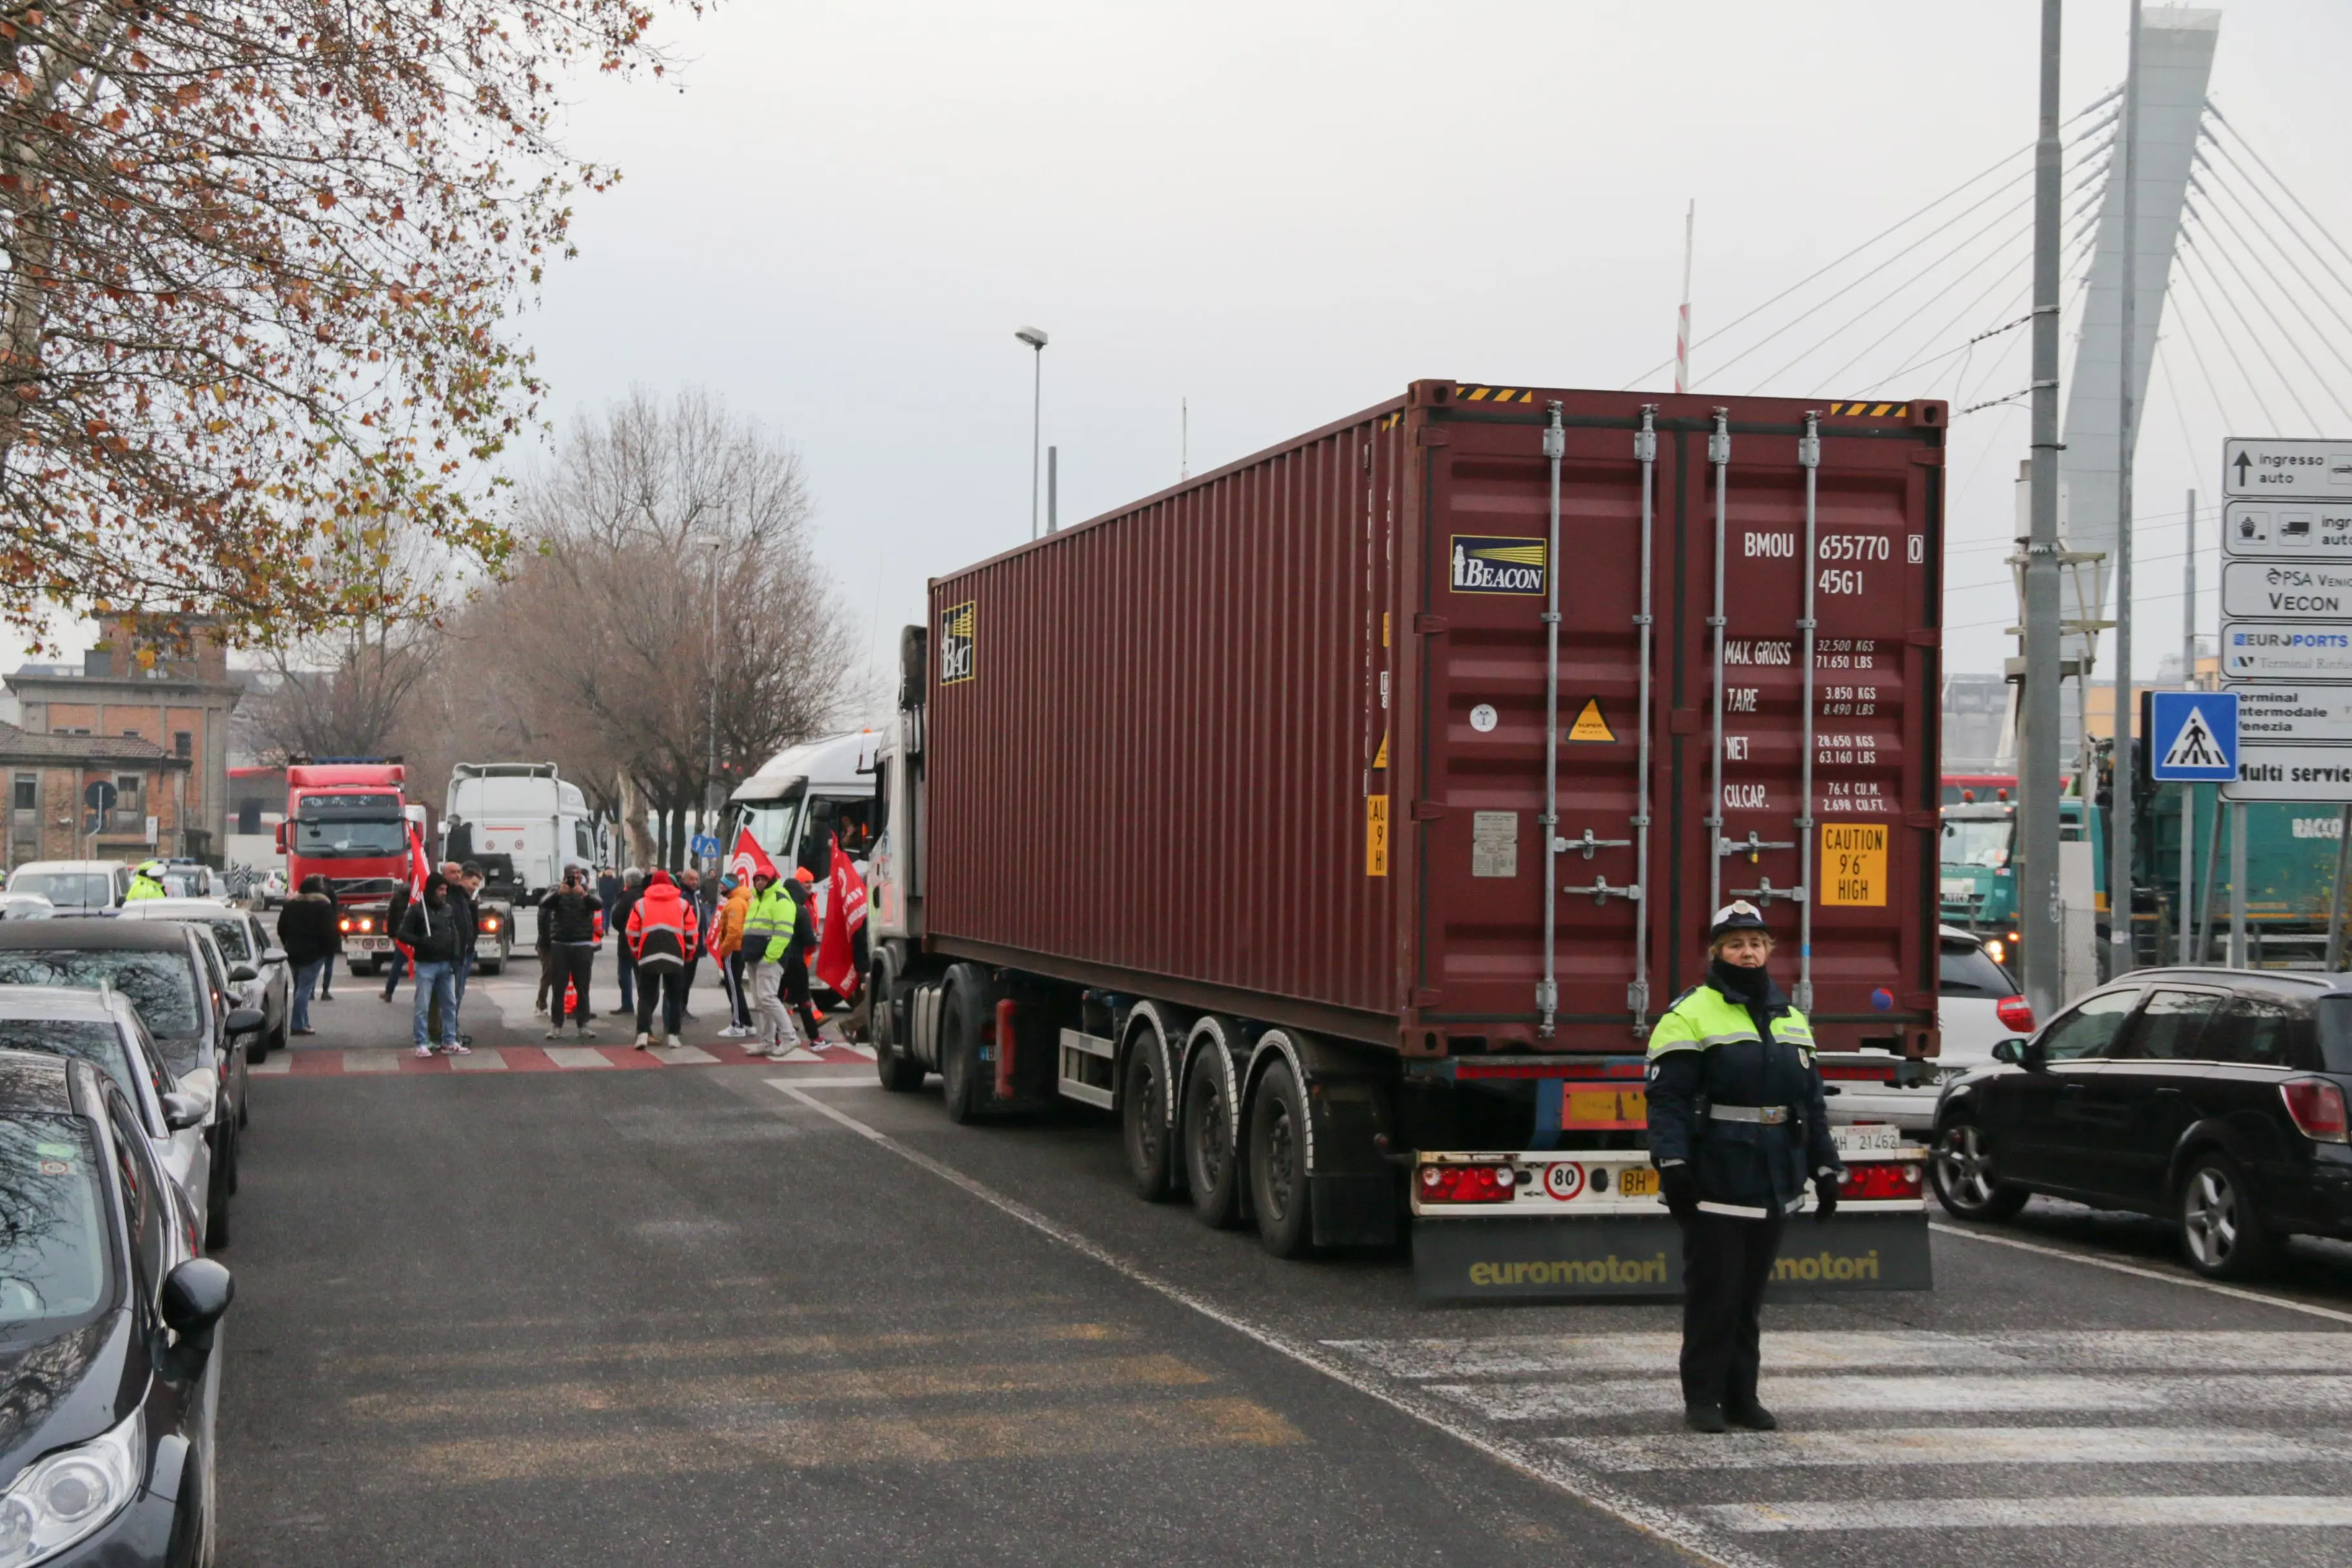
[2149,691,2239,782]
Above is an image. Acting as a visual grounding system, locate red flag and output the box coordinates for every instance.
[814,834,868,998]
[726,827,778,887]
[393,819,427,960]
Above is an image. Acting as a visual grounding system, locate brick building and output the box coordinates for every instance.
[1,724,195,871]
[3,640,242,866]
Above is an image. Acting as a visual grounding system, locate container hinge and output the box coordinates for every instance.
[1562,877,1641,905]
[1720,831,1796,862]
[1791,981,1815,1012]
[1627,979,1651,1019]
[1729,877,1806,905]
[1556,827,1632,860]
[1534,979,1558,1014]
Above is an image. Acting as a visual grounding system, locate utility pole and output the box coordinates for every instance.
[2180,488,2195,964]
[1675,200,1695,394]
[2108,0,2142,981]
[1181,397,1189,480]
[1047,446,1059,533]
[2020,0,2066,1021]
[1015,327,1048,538]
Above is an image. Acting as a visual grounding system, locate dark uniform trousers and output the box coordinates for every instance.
[1679,1210,1785,1410]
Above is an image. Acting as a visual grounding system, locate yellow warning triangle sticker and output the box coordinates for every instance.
[1372,732,1389,769]
[1565,698,1616,743]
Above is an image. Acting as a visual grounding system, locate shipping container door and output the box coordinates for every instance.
[1412,398,1652,1050]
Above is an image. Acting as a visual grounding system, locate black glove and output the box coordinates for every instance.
[1813,1168,1845,1223]
[1658,1162,1698,1222]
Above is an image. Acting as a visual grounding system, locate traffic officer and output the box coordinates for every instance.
[1645,900,1845,1434]
[125,860,167,901]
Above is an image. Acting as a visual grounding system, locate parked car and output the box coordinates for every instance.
[0,919,261,1250]
[253,868,288,910]
[1931,967,2352,1280]
[0,892,55,921]
[156,859,217,900]
[3,860,129,914]
[0,985,216,1241]
[0,1050,231,1564]
[1824,925,2036,1134]
[112,899,289,1064]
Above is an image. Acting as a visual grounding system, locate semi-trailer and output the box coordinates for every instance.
[860,380,1943,1299]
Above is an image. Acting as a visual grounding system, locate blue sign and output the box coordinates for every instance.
[689,833,723,858]
[2150,691,2240,781]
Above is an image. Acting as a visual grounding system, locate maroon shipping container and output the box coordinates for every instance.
[921,380,1944,1062]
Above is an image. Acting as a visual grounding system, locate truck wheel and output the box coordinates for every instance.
[939,965,992,1124]
[871,953,925,1091]
[1182,1052,1240,1228]
[2179,1152,2275,1280]
[1121,1034,1175,1200]
[1247,1058,1313,1257]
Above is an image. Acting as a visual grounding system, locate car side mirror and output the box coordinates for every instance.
[1990,1037,2028,1066]
[161,1091,206,1132]
[161,1258,233,1353]
[224,1007,266,1036]
[228,963,259,985]
[260,947,287,966]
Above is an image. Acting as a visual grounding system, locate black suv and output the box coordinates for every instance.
[1930,968,2352,1279]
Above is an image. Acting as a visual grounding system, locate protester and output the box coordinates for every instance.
[540,865,602,1041]
[609,868,644,1017]
[781,867,826,1043]
[712,873,752,1037]
[444,860,482,1048]
[740,867,800,1057]
[397,872,469,1058]
[534,885,556,1015]
[596,865,620,916]
[678,868,706,1022]
[624,868,699,1048]
[275,874,338,1037]
[380,878,413,1003]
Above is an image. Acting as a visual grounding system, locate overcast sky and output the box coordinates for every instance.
[23,2,2352,701]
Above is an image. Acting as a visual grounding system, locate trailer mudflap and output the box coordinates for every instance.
[1411,1210,1931,1304]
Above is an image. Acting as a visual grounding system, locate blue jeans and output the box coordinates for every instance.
[291,959,326,1032]
[411,961,457,1049]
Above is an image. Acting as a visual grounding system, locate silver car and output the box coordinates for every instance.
[112,896,291,1064]
[0,983,215,1243]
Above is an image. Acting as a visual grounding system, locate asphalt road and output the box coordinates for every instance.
[215,963,2352,1567]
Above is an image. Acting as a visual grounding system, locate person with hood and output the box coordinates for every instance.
[125,859,167,901]
[625,868,700,1048]
[739,867,800,1058]
[609,868,645,1017]
[540,865,602,1040]
[275,874,339,1036]
[712,873,753,1038]
[1645,901,1843,1435]
[396,871,470,1059]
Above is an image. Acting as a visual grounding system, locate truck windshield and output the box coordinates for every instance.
[293,817,404,858]
[1941,817,2012,870]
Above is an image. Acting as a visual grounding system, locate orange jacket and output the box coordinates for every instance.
[625,872,700,968]
[713,882,752,957]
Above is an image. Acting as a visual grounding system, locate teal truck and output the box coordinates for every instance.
[1940,785,2349,970]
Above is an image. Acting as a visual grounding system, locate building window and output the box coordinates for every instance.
[10,775,32,812]
[174,731,192,758]
[237,799,262,835]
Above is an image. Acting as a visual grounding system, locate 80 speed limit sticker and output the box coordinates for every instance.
[1542,1162,1585,1200]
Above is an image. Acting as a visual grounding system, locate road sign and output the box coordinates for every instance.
[2223,438,2352,499]
[2220,558,2352,622]
[2220,623,2352,681]
[2228,685,2352,747]
[2224,745,2352,801]
[689,833,721,858]
[2220,499,2352,560]
[81,779,115,812]
[2149,691,2239,781]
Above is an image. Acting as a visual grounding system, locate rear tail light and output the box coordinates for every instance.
[1983,937,2007,966]
[1836,1162,1924,1201]
[337,917,351,932]
[1996,995,2036,1034]
[2280,1079,2350,1144]
[1417,1164,1516,1204]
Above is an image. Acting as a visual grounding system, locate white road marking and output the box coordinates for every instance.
[344,1050,400,1073]
[544,1047,614,1070]
[651,1044,718,1064]
[451,1050,509,1072]
[1330,1329,2352,1381]
[1434,1373,2352,1420]
[1559,1425,2344,1473]
[251,1055,291,1075]
[1704,1495,2352,1533]
[1932,1220,2352,1327]
[774,1047,825,1064]
[779,1077,883,1088]
[762,1081,1770,1568]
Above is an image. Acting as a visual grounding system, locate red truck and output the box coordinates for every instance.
[275,762,413,974]
[863,381,1943,1300]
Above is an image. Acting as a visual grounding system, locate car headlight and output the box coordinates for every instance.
[0,1408,141,1563]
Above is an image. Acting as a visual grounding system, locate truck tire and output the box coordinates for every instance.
[872,954,925,1092]
[938,964,993,1124]
[1247,1057,1313,1257]
[1182,1052,1241,1228]
[1121,1032,1176,1201]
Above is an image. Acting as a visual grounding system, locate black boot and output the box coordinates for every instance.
[1683,1404,1728,1434]
[1725,1402,1779,1431]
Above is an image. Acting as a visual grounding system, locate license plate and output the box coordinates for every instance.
[1939,877,1975,901]
[1834,1122,1902,1151]
[1617,1167,1661,1199]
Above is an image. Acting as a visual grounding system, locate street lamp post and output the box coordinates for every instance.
[1016,326,1048,539]
[696,534,721,867]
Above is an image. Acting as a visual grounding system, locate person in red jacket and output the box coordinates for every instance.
[625,868,700,1048]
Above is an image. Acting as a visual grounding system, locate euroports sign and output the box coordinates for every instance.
[1449,534,1547,596]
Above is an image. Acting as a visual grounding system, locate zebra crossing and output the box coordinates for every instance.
[1320,1329,2352,1557]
